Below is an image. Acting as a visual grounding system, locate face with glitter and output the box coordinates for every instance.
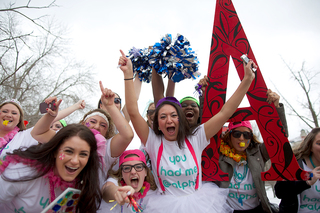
[0,103,20,131]
[54,136,90,182]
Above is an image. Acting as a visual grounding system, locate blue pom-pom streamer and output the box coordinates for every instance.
[148,34,200,83]
[128,47,152,83]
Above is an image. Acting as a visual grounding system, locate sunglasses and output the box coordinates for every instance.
[147,109,155,116]
[114,98,121,105]
[230,130,253,140]
[121,163,145,173]
[181,103,198,108]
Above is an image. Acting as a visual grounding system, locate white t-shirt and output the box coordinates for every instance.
[227,163,259,210]
[299,162,320,213]
[0,163,63,212]
[143,124,209,196]
[0,127,38,161]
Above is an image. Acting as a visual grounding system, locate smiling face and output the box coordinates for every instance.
[0,103,21,131]
[121,160,147,193]
[181,100,199,128]
[158,104,179,141]
[230,126,252,154]
[54,136,90,182]
[84,115,108,136]
[147,103,155,130]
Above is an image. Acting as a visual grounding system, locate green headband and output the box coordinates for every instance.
[59,119,67,127]
[179,96,199,106]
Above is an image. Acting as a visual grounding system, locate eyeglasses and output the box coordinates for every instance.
[114,98,121,105]
[147,109,155,116]
[181,103,198,108]
[230,130,253,140]
[121,163,145,173]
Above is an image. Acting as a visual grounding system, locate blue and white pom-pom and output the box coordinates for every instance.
[148,34,200,83]
[128,47,152,83]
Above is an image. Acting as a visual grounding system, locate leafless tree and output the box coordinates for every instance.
[0,1,97,126]
[276,60,319,129]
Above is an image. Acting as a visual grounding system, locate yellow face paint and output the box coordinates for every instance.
[2,120,9,126]
[240,142,245,147]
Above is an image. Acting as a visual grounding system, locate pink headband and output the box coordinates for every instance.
[119,149,146,166]
[228,121,252,131]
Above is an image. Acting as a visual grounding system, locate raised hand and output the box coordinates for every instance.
[119,49,133,78]
[44,97,62,117]
[266,89,280,108]
[99,81,115,108]
[76,100,86,110]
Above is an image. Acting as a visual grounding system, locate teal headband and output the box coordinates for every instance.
[179,96,199,106]
[59,119,67,127]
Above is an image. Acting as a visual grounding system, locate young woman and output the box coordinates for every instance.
[31,82,134,211]
[102,149,157,212]
[0,124,102,212]
[216,88,288,213]
[117,50,255,212]
[0,99,38,162]
[179,96,200,129]
[275,127,320,213]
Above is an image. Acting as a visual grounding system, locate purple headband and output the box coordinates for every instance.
[156,97,182,108]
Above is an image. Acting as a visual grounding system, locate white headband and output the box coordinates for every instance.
[84,112,109,127]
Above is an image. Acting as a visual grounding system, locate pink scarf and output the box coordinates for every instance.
[90,129,107,167]
[44,169,77,202]
[0,126,19,148]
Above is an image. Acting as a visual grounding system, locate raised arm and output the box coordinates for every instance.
[122,74,142,123]
[99,81,134,157]
[119,50,150,145]
[52,99,85,123]
[31,97,62,143]
[204,60,256,141]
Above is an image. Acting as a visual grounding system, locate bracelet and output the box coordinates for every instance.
[124,77,134,80]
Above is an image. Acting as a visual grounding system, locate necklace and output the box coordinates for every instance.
[309,155,316,168]
[220,140,247,162]
[0,126,19,155]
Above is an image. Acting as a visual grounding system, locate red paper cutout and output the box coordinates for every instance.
[201,0,309,181]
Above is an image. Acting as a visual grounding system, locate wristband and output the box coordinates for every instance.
[124,77,134,81]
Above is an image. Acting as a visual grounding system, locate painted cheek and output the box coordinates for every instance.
[59,153,65,160]
[85,122,90,127]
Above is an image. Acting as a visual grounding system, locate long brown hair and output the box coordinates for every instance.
[2,124,102,213]
[293,128,320,160]
[153,101,195,149]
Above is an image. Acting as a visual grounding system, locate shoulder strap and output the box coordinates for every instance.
[185,137,199,190]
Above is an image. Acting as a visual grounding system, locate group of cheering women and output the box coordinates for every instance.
[0,50,319,213]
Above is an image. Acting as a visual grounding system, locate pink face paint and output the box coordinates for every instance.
[59,153,65,160]
[85,122,90,127]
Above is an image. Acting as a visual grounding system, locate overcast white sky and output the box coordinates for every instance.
[3,0,320,148]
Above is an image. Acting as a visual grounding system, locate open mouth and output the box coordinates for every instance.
[65,166,79,174]
[130,177,139,188]
[167,127,175,135]
[185,112,194,118]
